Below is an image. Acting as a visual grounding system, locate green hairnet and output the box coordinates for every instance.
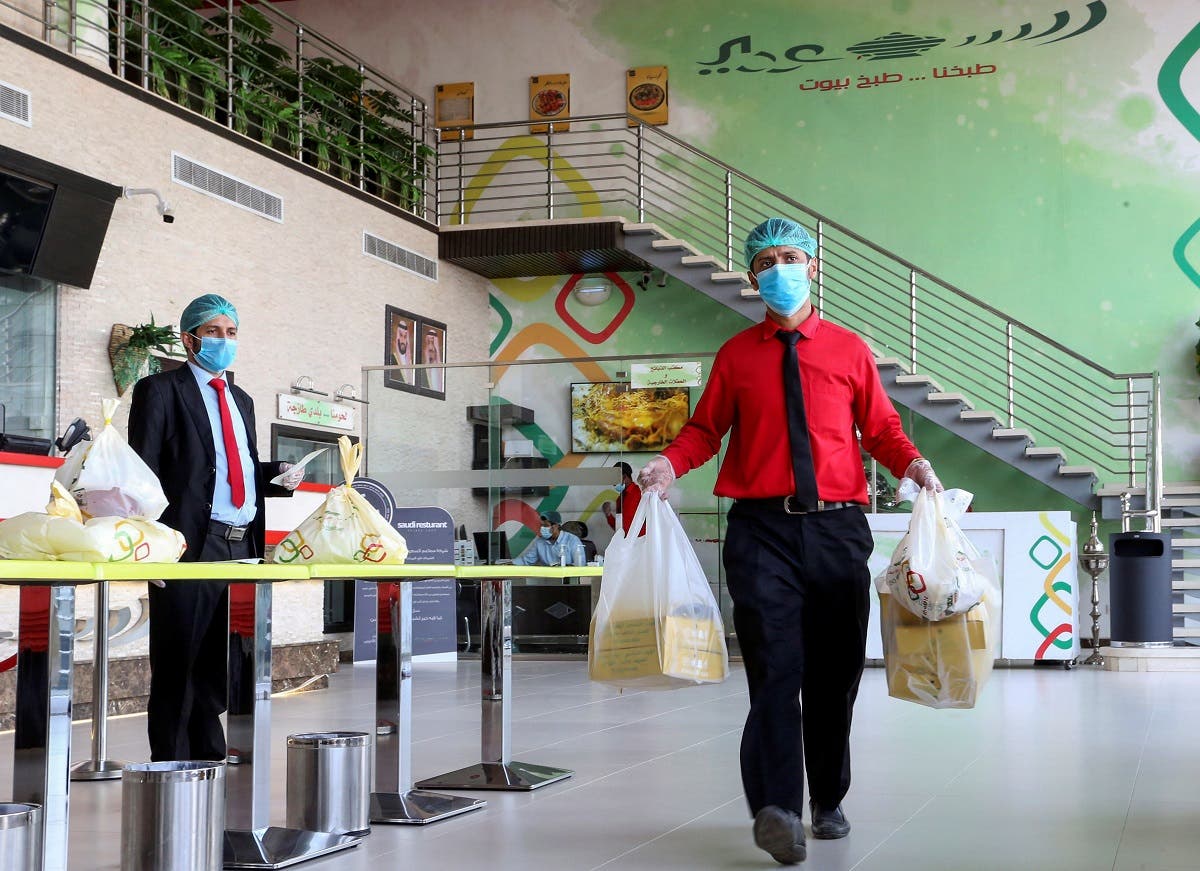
[180,294,239,335]
[743,218,817,268]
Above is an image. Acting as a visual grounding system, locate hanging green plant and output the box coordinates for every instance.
[108,316,182,395]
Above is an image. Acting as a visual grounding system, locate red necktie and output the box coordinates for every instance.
[209,378,246,508]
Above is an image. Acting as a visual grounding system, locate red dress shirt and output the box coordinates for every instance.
[661,313,920,503]
[606,479,643,535]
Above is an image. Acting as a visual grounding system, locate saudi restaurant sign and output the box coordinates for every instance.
[276,394,355,431]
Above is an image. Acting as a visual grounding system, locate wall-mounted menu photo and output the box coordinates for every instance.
[570,382,690,453]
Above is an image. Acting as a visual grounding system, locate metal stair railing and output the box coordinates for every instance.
[1,0,437,222]
[436,113,1158,498]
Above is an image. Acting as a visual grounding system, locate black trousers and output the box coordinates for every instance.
[147,529,253,761]
[722,503,874,818]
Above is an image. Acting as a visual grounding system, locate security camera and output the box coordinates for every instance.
[123,186,175,224]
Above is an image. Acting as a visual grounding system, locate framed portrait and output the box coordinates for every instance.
[415,317,447,400]
[384,305,419,392]
[384,306,447,400]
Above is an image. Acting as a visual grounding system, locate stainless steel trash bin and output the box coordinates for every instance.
[0,803,43,871]
[120,761,225,871]
[286,732,371,836]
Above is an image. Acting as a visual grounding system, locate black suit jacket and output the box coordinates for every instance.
[128,364,288,560]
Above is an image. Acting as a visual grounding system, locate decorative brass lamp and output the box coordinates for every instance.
[1077,512,1109,666]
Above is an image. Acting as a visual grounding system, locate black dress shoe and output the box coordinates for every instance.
[809,801,851,839]
[753,805,807,864]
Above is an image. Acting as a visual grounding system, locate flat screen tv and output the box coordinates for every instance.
[0,170,54,275]
[0,146,121,288]
[570,382,690,454]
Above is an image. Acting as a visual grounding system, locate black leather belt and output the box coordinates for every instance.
[734,497,861,516]
[209,519,250,541]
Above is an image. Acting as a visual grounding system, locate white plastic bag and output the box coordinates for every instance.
[272,436,408,565]
[0,482,185,562]
[55,398,168,520]
[589,496,729,689]
[878,479,990,621]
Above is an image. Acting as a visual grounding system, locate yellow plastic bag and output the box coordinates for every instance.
[272,436,408,565]
[589,496,729,689]
[0,483,186,562]
[54,398,169,520]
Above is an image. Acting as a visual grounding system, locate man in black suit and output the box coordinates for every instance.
[129,293,302,761]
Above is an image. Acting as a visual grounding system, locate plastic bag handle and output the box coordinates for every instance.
[338,436,363,485]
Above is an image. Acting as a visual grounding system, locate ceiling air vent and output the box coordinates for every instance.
[171,153,283,222]
[363,231,437,281]
[0,80,32,127]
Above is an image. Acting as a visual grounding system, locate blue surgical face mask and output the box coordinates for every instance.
[755,263,811,318]
[615,483,626,494]
[190,334,238,373]
[539,526,551,539]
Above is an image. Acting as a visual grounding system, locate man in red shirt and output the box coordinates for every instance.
[601,461,642,535]
[639,217,941,866]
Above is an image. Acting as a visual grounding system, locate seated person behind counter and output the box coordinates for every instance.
[513,510,583,566]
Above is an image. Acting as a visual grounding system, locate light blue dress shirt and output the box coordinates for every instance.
[514,529,584,567]
[187,361,257,526]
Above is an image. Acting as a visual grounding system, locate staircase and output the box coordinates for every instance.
[1163,487,1200,645]
[435,113,1161,512]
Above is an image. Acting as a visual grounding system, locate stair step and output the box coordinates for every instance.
[1025,447,1066,460]
[738,286,761,298]
[1058,465,1097,477]
[874,357,903,369]
[992,428,1032,440]
[679,254,722,268]
[1164,517,1200,528]
[651,238,702,256]
[1175,580,1200,590]
[1174,627,1200,637]
[1171,538,1200,548]
[622,222,666,236]
[1173,604,1200,613]
[712,271,749,284]
[1174,559,1200,568]
[927,392,972,409]
[960,410,1001,425]
[1162,496,1200,508]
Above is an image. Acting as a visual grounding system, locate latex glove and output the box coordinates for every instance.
[279,461,304,491]
[601,501,614,518]
[148,578,165,588]
[905,458,943,493]
[637,455,676,500]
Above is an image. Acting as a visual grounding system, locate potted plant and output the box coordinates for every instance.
[108,316,182,395]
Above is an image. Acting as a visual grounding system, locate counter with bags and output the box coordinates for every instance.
[866,491,1079,664]
[273,436,408,565]
[589,496,729,689]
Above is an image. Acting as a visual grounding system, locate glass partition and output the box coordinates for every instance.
[361,353,731,652]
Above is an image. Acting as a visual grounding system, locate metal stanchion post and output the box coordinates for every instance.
[416,568,575,791]
[369,578,485,823]
[223,580,362,868]
[72,581,126,781]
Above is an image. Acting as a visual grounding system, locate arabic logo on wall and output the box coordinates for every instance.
[696,0,1107,74]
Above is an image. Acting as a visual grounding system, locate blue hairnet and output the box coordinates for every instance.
[180,294,239,335]
[743,217,817,268]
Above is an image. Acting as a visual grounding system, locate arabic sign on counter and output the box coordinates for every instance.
[277,394,355,431]
[630,362,702,389]
[435,81,474,141]
[530,73,570,133]
[627,65,668,126]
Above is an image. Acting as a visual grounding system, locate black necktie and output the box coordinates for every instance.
[776,331,820,510]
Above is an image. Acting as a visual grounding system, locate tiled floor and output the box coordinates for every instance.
[3,661,1199,870]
